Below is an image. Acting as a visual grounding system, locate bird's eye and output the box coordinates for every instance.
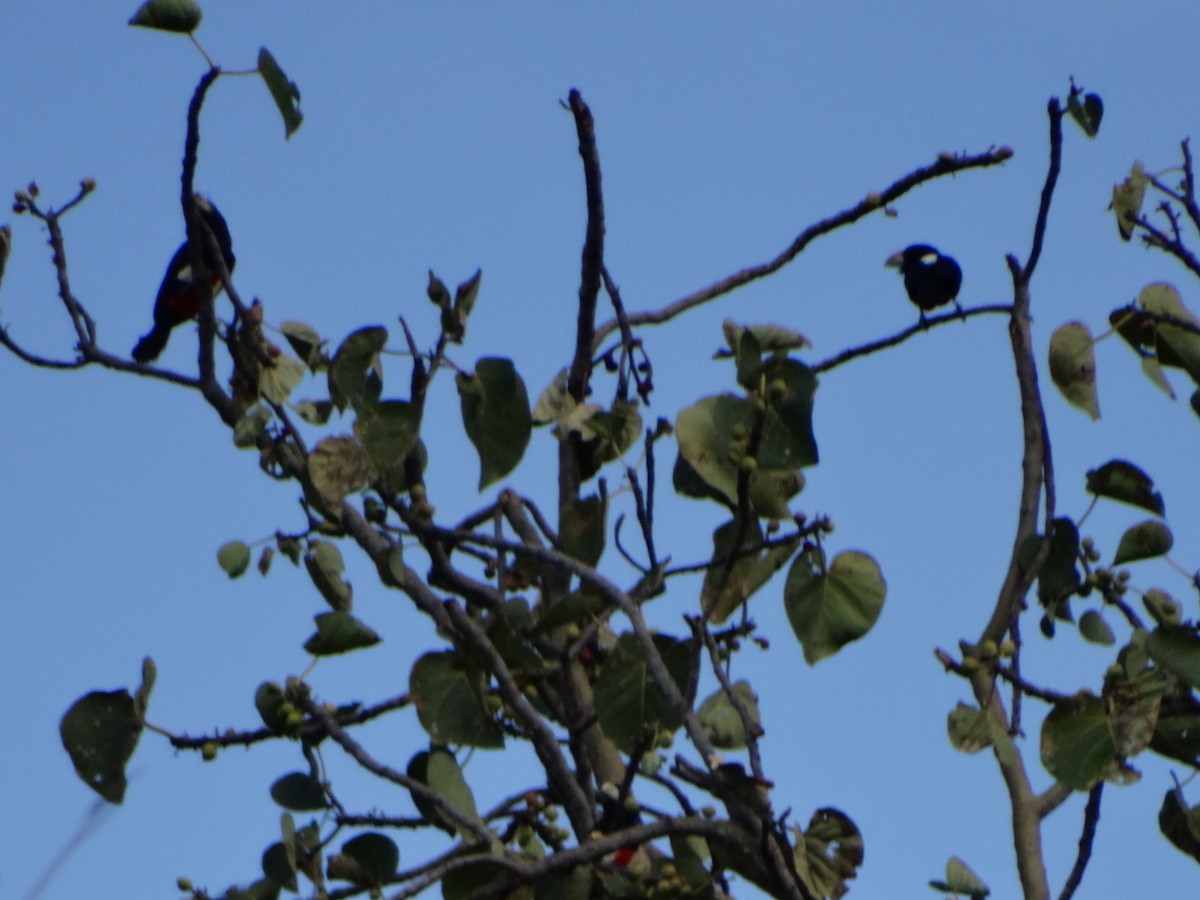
[919,252,938,265]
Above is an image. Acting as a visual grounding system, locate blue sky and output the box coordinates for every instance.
[3,3,1200,898]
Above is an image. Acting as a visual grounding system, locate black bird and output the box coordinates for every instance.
[886,244,962,324]
[132,195,235,363]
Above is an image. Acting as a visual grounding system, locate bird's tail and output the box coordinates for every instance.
[132,324,171,363]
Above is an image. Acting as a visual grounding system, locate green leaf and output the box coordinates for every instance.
[676,395,756,506]
[406,746,479,835]
[929,856,990,899]
[1160,789,1200,864]
[1048,321,1099,419]
[531,369,570,425]
[1103,658,1167,759]
[1111,161,1148,241]
[304,540,353,611]
[1040,693,1120,790]
[697,680,760,749]
[560,494,606,567]
[721,319,811,357]
[60,688,144,804]
[1146,626,1200,691]
[427,271,452,309]
[409,651,503,748]
[1067,86,1103,138]
[134,657,156,720]
[269,772,328,811]
[1113,520,1173,564]
[449,269,482,344]
[295,400,333,425]
[328,326,387,412]
[1019,518,1082,612]
[304,611,381,656]
[791,808,863,900]
[353,401,421,478]
[259,353,306,405]
[261,842,297,892]
[734,327,763,389]
[217,540,252,578]
[1140,282,1200,325]
[784,548,886,664]
[257,48,303,138]
[594,633,691,754]
[1078,610,1115,646]
[128,0,202,33]
[328,832,399,887]
[457,357,532,489]
[306,435,370,515]
[1085,459,1165,516]
[280,320,324,371]
[701,518,799,623]
[233,405,272,448]
[757,357,819,470]
[947,702,992,754]
[1143,588,1182,627]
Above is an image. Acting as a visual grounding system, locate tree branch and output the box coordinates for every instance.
[593,146,1013,346]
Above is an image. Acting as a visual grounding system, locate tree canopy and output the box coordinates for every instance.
[5,4,1200,900]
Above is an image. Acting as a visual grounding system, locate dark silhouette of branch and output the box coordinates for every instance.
[566,88,604,404]
[1058,783,1103,900]
[593,146,1013,346]
[812,303,1012,374]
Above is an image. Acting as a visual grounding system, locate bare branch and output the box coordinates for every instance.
[1058,783,1103,900]
[593,146,1013,346]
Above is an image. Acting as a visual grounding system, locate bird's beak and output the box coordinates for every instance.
[884,251,904,269]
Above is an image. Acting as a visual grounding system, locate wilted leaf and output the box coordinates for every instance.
[1111,162,1148,241]
[259,353,306,404]
[792,808,863,900]
[947,703,992,754]
[307,435,370,514]
[1049,322,1098,419]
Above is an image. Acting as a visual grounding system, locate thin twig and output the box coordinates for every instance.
[592,146,1013,347]
[1058,783,1103,900]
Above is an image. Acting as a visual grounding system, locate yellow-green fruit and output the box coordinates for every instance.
[979,639,998,658]
[999,640,1016,658]
[201,741,218,762]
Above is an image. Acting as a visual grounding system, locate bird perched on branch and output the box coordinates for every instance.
[132,195,235,363]
[886,244,962,324]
